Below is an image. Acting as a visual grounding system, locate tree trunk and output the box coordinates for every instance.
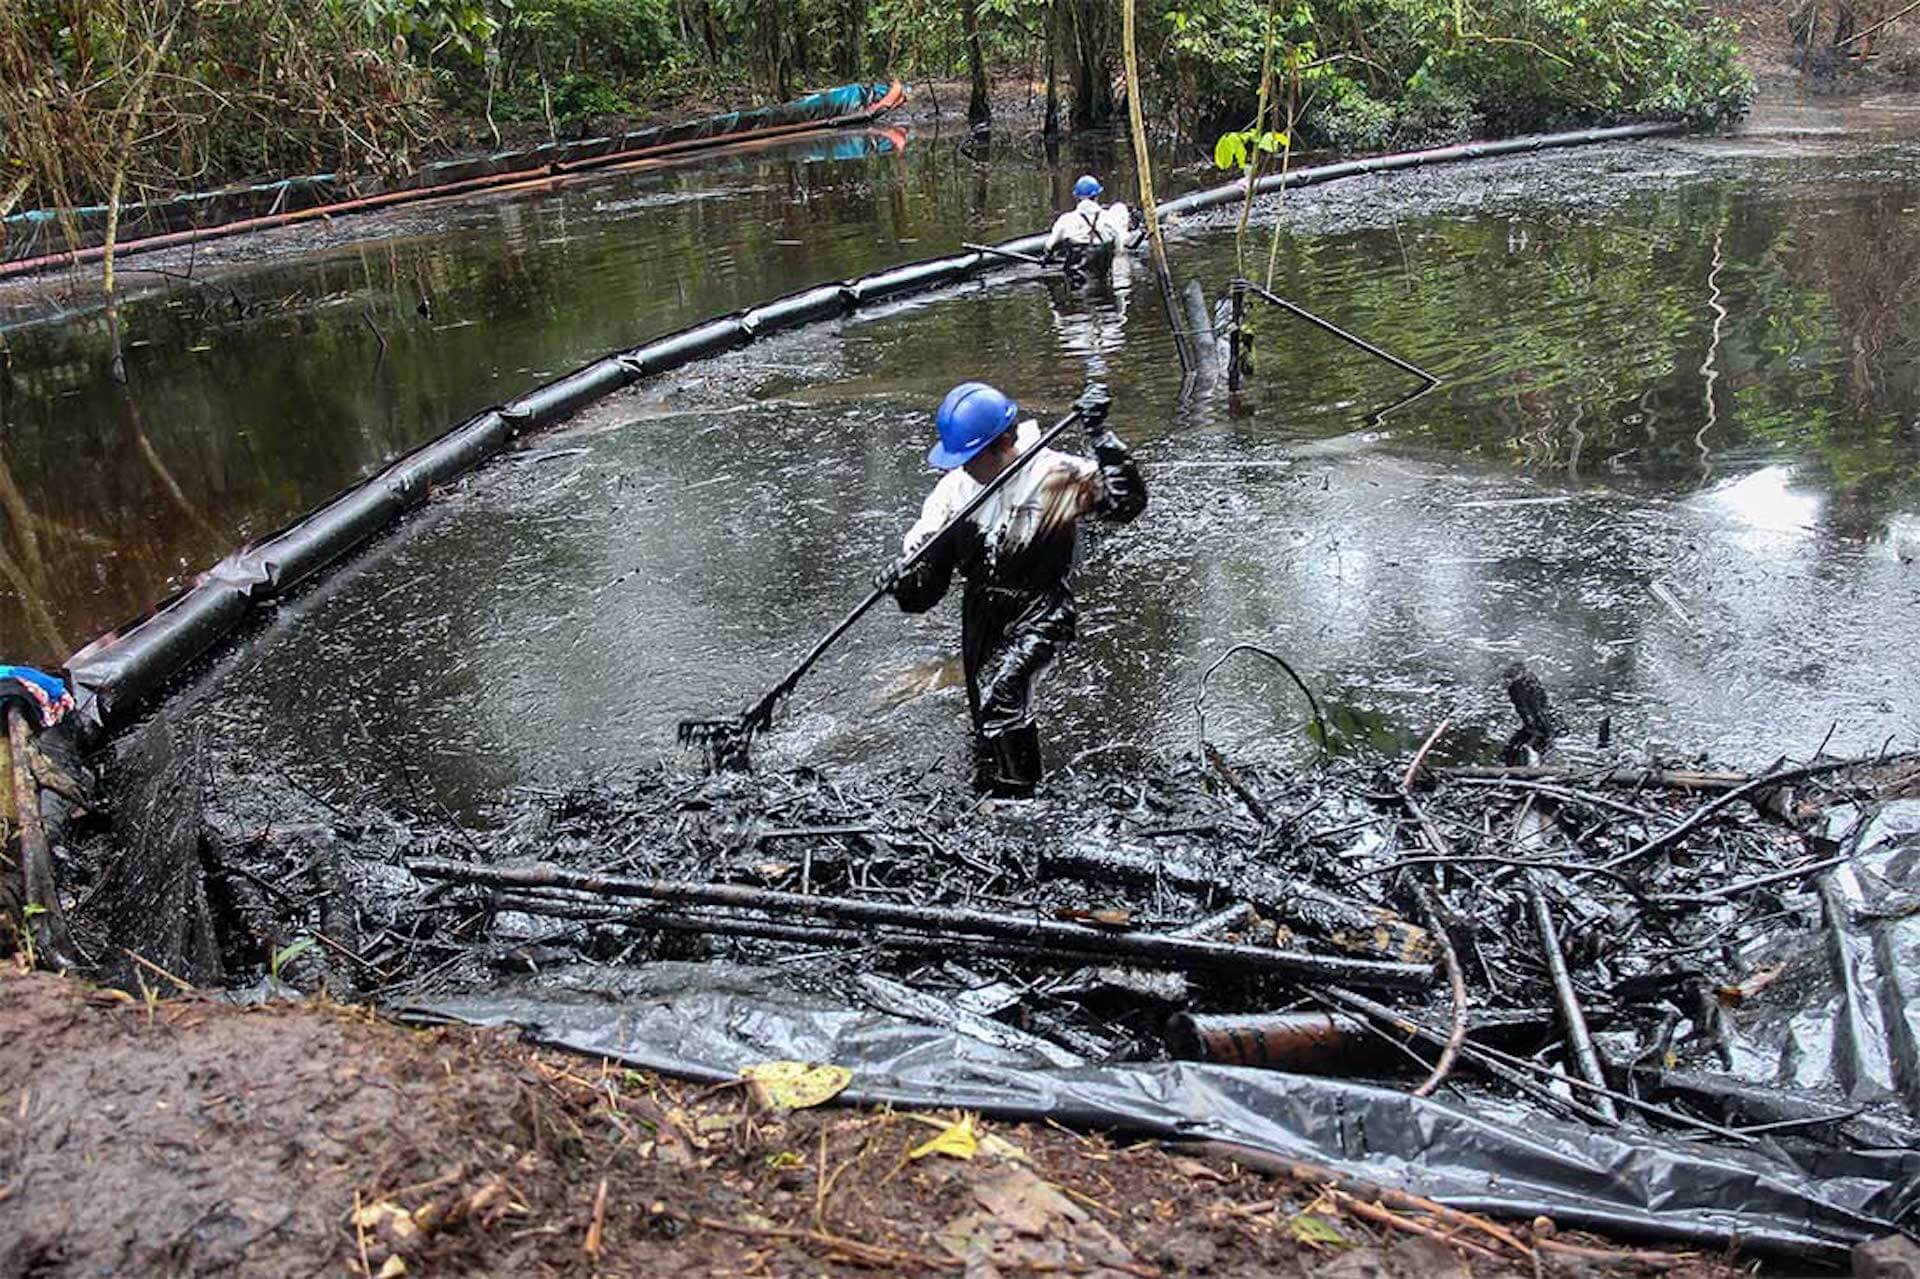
[1043,0,1060,137]
[1063,0,1114,129]
[963,0,992,126]
[841,0,866,77]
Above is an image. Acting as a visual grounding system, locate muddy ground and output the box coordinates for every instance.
[0,967,1734,1279]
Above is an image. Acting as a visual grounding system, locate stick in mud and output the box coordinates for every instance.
[1529,885,1619,1124]
[5,705,74,968]
[409,858,1436,988]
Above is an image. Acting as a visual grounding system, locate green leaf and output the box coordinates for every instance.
[271,936,316,977]
[1213,130,1249,171]
[1288,1212,1350,1249]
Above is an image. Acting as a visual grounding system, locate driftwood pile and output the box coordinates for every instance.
[39,678,1917,1152]
[374,738,1915,1144]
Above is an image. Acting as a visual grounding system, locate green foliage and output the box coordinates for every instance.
[427,0,688,124]
[3,0,1756,218]
[0,0,433,218]
[1179,0,1751,149]
[1213,127,1288,170]
[346,0,500,64]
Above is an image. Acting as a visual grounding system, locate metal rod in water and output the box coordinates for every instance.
[1233,277,1440,388]
[964,241,1047,267]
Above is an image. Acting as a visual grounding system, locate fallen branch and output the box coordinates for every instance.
[1598,757,1881,869]
[1409,885,1466,1099]
[1334,1192,1504,1260]
[1401,719,1451,791]
[412,859,1434,989]
[1182,1142,1531,1260]
[1837,0,1920,46]
[1434,765,1748,790]
[1204,741,1273,827]
[1040,845,1435,963]
[1529,887,1619,1124]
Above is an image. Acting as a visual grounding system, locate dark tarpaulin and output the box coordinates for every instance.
[410,960,1906,1265]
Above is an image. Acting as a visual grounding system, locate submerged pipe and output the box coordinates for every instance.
[1168,1005,1564,1074]
[61,119,1692,734]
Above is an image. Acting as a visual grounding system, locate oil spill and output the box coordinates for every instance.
[8,110,1920,817]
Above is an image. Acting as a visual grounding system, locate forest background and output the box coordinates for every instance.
[0,0,1765,234]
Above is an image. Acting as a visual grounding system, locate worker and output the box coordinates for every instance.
[875,381,1146,796]
[1043,175,1133,285]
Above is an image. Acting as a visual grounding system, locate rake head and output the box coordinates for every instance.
[675,695,778,773]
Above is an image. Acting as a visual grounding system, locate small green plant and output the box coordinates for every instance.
[18,902,46,970]
[1212,126,1288,172]
[269,935,317,991]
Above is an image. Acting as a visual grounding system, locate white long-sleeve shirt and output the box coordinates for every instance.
[903,421,1099,569]
[1044,199,1132,256]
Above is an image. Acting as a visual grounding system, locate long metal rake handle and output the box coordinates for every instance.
[736,406,1087,732]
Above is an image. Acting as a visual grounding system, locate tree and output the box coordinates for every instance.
[1063,0,1116,127]
[963,0,992,125]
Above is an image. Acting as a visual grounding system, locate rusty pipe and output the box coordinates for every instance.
[1166,1011,1375,1072]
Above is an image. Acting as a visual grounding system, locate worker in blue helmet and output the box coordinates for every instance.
[1043,174,1134,285]
[873,381,1146,795]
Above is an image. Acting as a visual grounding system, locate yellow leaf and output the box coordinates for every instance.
[376,1258,408,1279]
[739,1061,853,1110]
[352,1201,418,1241]
[908,1113,979,1161]
[766,1149,805,1170]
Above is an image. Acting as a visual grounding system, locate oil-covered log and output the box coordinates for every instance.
[411,859,1435,989]
[1040,843,1437,964]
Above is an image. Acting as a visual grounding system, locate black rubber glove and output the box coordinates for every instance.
[1075,382,1112,431]
[871,555,907,595]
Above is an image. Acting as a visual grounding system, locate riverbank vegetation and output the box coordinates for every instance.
[1,0,1750,224]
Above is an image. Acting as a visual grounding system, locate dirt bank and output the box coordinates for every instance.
[1713,0,1920,85]
[0,966,1726,1278]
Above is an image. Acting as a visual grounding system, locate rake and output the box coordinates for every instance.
[677,406,1085,769]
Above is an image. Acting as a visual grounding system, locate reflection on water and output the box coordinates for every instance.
[3,105,1919,814]
[0,127,1125,662]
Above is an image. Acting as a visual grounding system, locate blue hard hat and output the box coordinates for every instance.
[930,382,1019,470]
[1073,174,1103,200]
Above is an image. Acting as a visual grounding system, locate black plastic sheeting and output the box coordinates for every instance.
[2,82,903,262]
[408,958,1902,1265]
[1694,800,1920,1128]
[62,120,1692,734]
[399,798,1920,1264]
